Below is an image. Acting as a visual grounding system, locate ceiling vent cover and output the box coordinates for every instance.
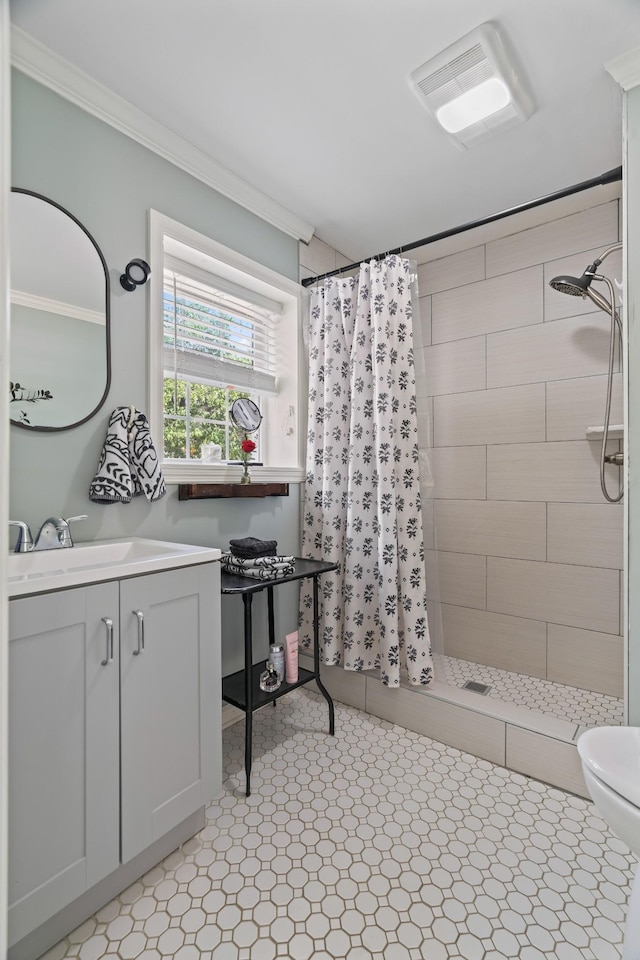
[410,22,534,149]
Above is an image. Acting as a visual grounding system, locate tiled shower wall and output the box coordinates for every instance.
[412,199,624,699]
[299,203,624,701]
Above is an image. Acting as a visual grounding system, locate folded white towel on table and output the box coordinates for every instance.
[222,554,295,569]
[89,406,166,504]
[222,554,295,580]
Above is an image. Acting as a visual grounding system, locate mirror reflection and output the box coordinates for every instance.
[10,189,110,431]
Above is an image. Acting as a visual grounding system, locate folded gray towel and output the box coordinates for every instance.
[89,406,166,504]
[229,537,278,559]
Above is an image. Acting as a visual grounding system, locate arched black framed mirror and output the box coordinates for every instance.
[9,188,111,431]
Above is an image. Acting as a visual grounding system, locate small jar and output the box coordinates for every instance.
[269,643,285,682]
[201,443,222,463]
[259,661,281,694]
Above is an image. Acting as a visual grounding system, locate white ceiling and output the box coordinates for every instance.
[9,0,640,262]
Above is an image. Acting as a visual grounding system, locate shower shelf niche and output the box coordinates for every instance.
[585,424,624,441]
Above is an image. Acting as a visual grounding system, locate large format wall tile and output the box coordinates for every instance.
[428,446,487,499]
[416,396,432,453]
[422,496,435,551]
[546,373,623,440]
[487,557,619,634]
[487,313,612,389]
[431,266,543,344]
[410,202,624,693]
[434,500,546,560]
[506,726,588,797]
[485,202,619,277]
[426,600,445,655]
[365,678,506,765]
[416,245,485,296]
[426,550,486,610]
[544,245,623,322]
[434,384,545,446]
[414,294,432,350]
[413,334,427,388]
[441,603,547,677]
[547,502,623,569]
[547,624,623,697]
[423,336,486,396]
[487,440,619,503]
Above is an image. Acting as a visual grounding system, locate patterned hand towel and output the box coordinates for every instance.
[229,537,278,559]
[222,562,295,581]
[222,554,294,569]
[89,406,166,504]
[222,554,295,579]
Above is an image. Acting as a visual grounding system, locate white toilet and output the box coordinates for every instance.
[578,726,640,960]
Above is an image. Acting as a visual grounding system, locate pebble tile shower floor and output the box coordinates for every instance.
[42,689,634,960]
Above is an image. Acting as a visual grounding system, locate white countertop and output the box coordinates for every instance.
[8,537,221,598]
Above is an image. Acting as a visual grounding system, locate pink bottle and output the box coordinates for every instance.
[285,631,299,684]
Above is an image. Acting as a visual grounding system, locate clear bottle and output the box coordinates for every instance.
[259,661,281,694]
[269,643,285,682]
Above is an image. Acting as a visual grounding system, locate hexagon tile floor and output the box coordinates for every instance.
[42,689,635,960]
[432,655,624,728]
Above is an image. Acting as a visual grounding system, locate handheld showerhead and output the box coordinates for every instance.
[548,274,591,298]
[548,240,624,503]
[549,267,615,316]
[548,243,620,306]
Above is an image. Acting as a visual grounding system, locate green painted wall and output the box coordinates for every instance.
[10,71,303,673]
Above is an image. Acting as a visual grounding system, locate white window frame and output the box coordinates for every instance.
[149,210,305,483]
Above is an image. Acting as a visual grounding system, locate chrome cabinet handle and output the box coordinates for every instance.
[132,610,145,655]
[101,617,114,666]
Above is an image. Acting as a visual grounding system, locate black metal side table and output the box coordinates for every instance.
[221,557,338,796]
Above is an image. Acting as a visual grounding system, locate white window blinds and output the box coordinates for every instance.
[163,256,280,395]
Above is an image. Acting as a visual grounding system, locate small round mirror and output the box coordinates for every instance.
[230,397,262,433]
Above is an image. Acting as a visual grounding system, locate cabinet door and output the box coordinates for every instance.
[8,582,120,946]
[120,563,221,862]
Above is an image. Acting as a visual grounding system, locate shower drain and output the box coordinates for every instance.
[461,680,492,695]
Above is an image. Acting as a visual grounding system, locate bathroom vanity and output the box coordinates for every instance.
[7,539,222,960]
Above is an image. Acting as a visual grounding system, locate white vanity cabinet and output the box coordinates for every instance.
[120,565,220,861]
[8,560,221,952]
[8,582,121,945]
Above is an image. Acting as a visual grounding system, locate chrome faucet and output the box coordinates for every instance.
[8,520,34,553]
[34,516,88,551]
[9,515,87,553]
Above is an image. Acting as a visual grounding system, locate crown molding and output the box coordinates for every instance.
[10,27,315,243]
[606,45,640,91]
[11,289,104,324]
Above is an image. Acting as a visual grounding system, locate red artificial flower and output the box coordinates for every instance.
[241,438,256,453]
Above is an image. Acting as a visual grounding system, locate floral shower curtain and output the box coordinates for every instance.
[299,255,432,687]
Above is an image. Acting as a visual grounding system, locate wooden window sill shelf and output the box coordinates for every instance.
[179,483,289,500]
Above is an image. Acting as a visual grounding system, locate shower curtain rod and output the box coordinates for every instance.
[300,166,623,288]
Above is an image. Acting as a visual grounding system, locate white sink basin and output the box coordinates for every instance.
[8,538,221,597]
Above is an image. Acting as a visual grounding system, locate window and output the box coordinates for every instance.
[149,211,304,483]
[162,380,255,461]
